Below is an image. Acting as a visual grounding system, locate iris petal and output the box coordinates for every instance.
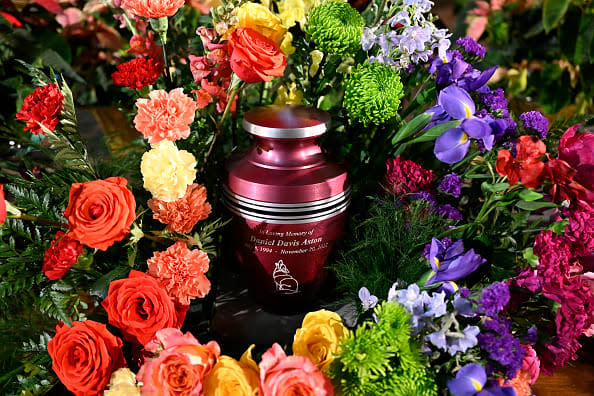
[435,128,470,164]
[438,86,476,120]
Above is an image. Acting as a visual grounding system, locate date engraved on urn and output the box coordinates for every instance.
[224,105,349,311]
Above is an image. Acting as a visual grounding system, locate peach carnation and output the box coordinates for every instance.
[121,0,185,18]
[147,241,211,305]
[148,184,212,234]
[140,140,196,202]
[134,88,197,144]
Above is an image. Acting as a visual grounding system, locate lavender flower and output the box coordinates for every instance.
[439,172,462,197]
[481,88,508,113]
[411,190,437,205]
[388,10,411,27]
[426,238,486,285]
[423,237,453,260]
[438,204,463,220]
[358,287,378,310]
[360,27,376,51]
[478,316,525,379]
[520,111,549,139]
[477,282,510,317]
[456,37,486,58]
[389,284,447,333]
[447,364,517,396]
[426,322,479,355]
[526,325,538,345]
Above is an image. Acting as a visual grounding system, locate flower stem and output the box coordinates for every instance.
[12,213,63,228]
[372,0,388,28]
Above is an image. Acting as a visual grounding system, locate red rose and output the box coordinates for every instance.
[42,231,84,280]
[47,320,126,396]
[111,57,163,90]
[496,136,546,188]
[0,184,6,225]
[64,177,136,251]
[102,270,187,346]
[227,27,287,83]
[15,83,64,135]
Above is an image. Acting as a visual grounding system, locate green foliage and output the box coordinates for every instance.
[542,0,570,33]
[329,302,436,396]
[331,196,448,300]
[305,0,364,55]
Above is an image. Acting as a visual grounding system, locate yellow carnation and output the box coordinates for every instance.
[140,141,197,202]
[203,346,259,396]
[235,3,287,46]
[293,309,349,372]
[274,82,304,105]
[104,368,140,396]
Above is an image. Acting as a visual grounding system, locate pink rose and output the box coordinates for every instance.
[558,124,594,202]
[521,345,540,385]
[259,343,333,396]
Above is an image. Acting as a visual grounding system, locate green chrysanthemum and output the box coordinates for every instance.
[344,62,404,126]
[386,366,438,396]
[305,1,364,55]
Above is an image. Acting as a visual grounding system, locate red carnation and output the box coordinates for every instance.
[42,231,84,280]
[15,83,64,135]
[111,57,163,89]
[496,136,546,188]
[383,156,435,195]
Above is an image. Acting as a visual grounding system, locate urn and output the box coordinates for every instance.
[224,105,350,311]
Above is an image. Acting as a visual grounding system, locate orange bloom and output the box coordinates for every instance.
[121,0,185,18]
[147,241,211,305]
[498,370,532,396]
[134,88,197,144]
[148,184,212,234]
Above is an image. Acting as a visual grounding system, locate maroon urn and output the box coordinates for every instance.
[224,105,350,311]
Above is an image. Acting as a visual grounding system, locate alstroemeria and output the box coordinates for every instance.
[447,363,516,396]
[496,136,546,188]
[430,86,494,163]
[426,238,485,286]
[546,158,590,204]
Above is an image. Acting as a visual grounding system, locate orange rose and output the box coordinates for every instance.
[63,177,136,251]
[47,320,126,396]
[102,271,187,346]
[227,27,287,83]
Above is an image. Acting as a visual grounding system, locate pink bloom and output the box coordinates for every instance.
[558,124,594,203]
[133,88,197,144]
[121,0,185,18]
[383,156,435,196]
[128,31,162,60]
[148,183,212,234]
[147,241,211,305]
[564,204,594,257]
[465,0,505,40]
[137,328,220,395]
[512,267,541,293]
[259,343,334,396]
[521,345,540,385]
[581,272,594,336]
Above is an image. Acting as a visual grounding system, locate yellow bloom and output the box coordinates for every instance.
[309,49,324,77]
[104,368,140,396]
[141,141,196,202]
[280,30,296,55]
[274,82,304,105]
[203,346,259,396]
[293,310,349,372]
[235,3,287,46]
[277,0,345,30]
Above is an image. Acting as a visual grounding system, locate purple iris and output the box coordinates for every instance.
[447,364,516,396]
[429,49,497,92]
[426,238,485,286]
[430,86,494,164]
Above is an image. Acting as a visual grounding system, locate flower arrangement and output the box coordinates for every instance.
[0,0,593,395]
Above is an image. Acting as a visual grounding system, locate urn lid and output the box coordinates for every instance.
[242,105,331,139]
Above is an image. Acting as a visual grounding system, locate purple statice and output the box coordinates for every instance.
[410,190,437,205]
[477,281,510,317]
[437,204,463,220]
[520,111,549,139]
[526,325,538,345]
[439,172,462,197]
[456,37,486,58]
[481,88,508,113]
[478,316,525,379]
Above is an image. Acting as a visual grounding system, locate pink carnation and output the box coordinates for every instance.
[134,88,197,144]
[521,345,540,385]
[259,343,334,396]
[121,0,185,18]
[147,241,211,305]
[564,204,594,257]
[582,272,594,336]
[148,184,212,234]
[383,156,435,195]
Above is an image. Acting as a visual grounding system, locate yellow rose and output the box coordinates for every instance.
[104,368,140,396]
[274,82,304,105]
[235,3,287,46]
[293,310,349,372]
[203,346,259,396]
[140,141,196,202]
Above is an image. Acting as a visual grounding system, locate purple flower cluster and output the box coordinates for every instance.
[439,172,462,198]
[477,281,510,317]
[478,316,525,379]
[388,284,447,334]
[481,88,508,112]
[456,37,486,58]
[426,238,485,286]
[448,364,516,396]
[437,204,463,220]
[427,324,480,355]
[520,111,549,139]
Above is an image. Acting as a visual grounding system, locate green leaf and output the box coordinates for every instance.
[515,200,558,210]
[574,12,594,64]
[481,182,510,193]
[518,189,543,202]
[548,219,569,234]
[90,266,131,300]
[391,112,432,145]
[40,50,85,84]
[542,0,570,33]
[522,247,539,268]
[15,60,51,87]
[408,120,461,144]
